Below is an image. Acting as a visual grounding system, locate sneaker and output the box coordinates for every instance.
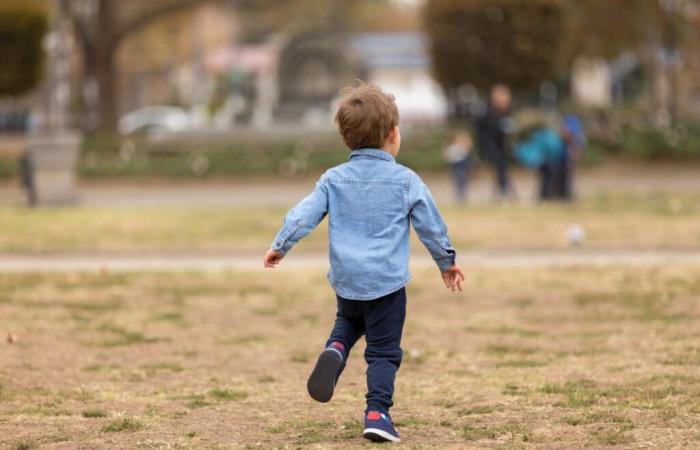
[363,411,400,443]
[306,343,344,402]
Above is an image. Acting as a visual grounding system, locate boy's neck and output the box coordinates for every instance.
[380,146,399,158]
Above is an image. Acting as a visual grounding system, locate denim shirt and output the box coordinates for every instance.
[271,148,456,300]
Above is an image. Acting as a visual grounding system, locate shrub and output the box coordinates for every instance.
[79,129,451,179]
[0,2,48,96]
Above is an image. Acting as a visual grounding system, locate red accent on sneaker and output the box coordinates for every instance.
[330,341,345,351]
[366,411,381,421]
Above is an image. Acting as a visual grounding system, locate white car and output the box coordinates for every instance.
[119,106,191,136]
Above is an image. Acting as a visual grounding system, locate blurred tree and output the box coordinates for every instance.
[0,1,48,96]
[69,0,384,133]
[66,0,215,133]
[563,1,662,60]
[237,0,389,41]
[424,0,567,94]
[566,0,698,121]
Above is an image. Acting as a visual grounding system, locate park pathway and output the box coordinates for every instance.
[1,249,699,273]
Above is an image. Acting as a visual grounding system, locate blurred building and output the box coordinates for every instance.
[116,3,239,116]
[350,32,447,123]
[184,30,447,129]
[275,33,359,127]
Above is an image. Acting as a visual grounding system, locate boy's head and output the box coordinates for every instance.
[453,130,473,149]
[335,81,400,155]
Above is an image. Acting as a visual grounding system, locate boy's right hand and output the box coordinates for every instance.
[263,249,284,269]
[441,263,465,292]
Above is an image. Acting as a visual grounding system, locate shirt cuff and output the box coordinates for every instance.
[435,250,456,272]
[271,238,293,256]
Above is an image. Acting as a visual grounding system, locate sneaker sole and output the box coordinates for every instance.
[363,428,400,443]
[307,348,343,402]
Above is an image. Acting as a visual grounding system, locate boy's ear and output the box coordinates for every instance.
[389,126,400,144]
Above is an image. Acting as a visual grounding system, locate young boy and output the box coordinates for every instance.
[444,130,474,202]
[263,82,464,443]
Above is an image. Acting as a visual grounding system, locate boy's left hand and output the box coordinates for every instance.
[441,263,465,292]
[263,249,284,268]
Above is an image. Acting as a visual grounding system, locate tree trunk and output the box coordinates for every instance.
[94,47,118,133]
[94,0,119,134]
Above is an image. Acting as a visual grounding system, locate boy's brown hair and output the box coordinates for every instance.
[335,81,399,150]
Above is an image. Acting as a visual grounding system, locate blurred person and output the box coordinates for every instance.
[559,113,587,199]
[476,84,515,199]
[514,112,586,201]
[443,129,474,202]
[263,82,464,443]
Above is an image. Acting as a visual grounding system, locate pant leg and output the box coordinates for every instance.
[363,288,406,415]
[539,164,550,200]
[454,159,468,201]
[496,158,510,196]
[562,160,574,200]
[450,163,463,200]
[463,160,472,197]
[326,298,365,377]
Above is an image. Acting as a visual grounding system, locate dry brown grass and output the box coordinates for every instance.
[1,191,699,252]
[1,266,700,449]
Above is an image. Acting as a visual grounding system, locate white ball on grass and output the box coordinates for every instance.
[567,225,586,246]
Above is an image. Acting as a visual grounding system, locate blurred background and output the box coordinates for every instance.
[0,0,699,248]
[3,3,700,448]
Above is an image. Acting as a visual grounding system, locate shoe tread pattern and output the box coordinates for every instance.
[307,349,342,402]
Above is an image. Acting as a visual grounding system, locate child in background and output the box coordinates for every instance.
[443,130,473,202]
[263,82,464,443]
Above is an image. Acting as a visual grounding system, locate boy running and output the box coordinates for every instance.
[263,82,464,443]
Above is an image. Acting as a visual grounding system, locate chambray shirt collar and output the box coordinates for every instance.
[349,148,395,163]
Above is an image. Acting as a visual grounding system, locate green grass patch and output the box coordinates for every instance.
[82,363,120,372]
[209,387,247,401]
[502,383,529,396]
[82,409,108,418]
[12,437,39,450]
[591,428,635,446]
[20,403,72,417]
[457,404,503,416]
[539,379,599,407]
[13,438,37,450]
[101,414,144,432]
[185,395,211,409]
[274,419,361,445]
[88,323,164,347]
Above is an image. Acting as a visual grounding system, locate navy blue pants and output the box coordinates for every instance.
[325,288,406,415]
[450,159,471,201]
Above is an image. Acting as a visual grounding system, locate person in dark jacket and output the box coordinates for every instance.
[476,85,514,199]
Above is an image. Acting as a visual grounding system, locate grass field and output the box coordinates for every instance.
[1,191,699,252]
[2,266,700,449]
